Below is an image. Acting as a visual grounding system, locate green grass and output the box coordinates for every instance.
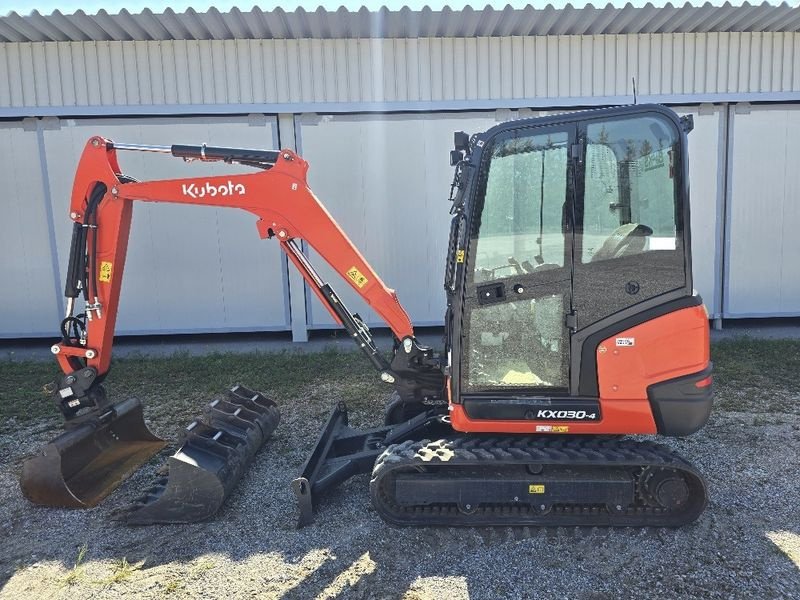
[0,339,797,431]
[96,557,145,586]
[0,348,386,431]
[62,543,88,586]
[711,338,800,413]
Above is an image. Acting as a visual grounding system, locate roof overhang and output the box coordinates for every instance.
[2,2,800,43]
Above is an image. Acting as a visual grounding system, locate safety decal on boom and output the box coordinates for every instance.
[528,484,545,494]
[99,261,113,283]
[346,266,368,288]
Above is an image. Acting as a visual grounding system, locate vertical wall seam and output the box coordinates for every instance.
[36,119,65,324]
[713,104,730,320]
[720,104,735,318]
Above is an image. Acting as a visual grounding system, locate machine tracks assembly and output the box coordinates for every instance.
[370,436,707,527]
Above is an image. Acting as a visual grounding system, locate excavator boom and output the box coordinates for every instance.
[22,137,442,522]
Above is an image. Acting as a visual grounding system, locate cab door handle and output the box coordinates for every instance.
[477,282,505,305]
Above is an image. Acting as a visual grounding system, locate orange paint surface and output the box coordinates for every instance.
[451,305,710,435]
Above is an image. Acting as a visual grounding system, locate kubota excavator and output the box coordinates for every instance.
[21,104,712,527]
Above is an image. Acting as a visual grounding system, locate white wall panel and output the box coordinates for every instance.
[296,111,499,328]
[726,105,800,316]
[41,115,290,334]
[673,105,724,318]
[3,33,800,115]
[0,121,60,337]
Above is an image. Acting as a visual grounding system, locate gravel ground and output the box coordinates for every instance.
[1,351,799,599]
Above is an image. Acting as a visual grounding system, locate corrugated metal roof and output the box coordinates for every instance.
[2,3,800,43]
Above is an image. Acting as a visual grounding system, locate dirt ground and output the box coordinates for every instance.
[0,342,798,599]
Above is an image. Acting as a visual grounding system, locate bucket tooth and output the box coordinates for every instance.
[21,397,165,508]
[123,385,279,525]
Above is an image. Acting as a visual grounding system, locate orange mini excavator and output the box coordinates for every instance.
[21,104,712,527]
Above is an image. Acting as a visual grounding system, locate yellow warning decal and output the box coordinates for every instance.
[456,250,465,263]
[529,484,545,494]
[552,425,569,433]
[99,261,113,283]
[346,266,368,288]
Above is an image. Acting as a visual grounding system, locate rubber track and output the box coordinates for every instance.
[370,436,708,527]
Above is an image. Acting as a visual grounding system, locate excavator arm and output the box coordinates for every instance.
[55,137,425,391]
[23,136,444,521]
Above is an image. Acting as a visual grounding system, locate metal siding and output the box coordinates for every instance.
[673,105,724,318]
[726,104,800,316]
[2,34,800,114]
[5,5,800,43]
[40,115,291,335]
[0,121,60,337]
[296,111,499,328]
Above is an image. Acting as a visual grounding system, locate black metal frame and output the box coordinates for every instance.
[291,402,449,527]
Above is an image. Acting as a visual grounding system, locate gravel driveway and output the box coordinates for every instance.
[0,344,798,599]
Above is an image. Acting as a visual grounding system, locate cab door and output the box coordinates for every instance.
[460,124,576,393]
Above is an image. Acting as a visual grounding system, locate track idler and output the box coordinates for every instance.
[122,385,279,525]
[21,397,166,508]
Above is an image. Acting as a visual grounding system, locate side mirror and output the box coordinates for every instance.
[454,131,470,152]
[450,150,463,166]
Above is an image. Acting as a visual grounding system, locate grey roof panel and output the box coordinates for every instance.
[2,3,800,43]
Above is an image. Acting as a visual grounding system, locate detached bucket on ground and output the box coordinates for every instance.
[20,397,166,508]
[122,385,280,525]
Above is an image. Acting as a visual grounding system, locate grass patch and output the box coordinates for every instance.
[0,348,386,431]
[97,557,145,586]
[1,339,797,431]
[62,543,88,586]
[191,558,216,576]
[162,579,186,594]
[711,339,800,413]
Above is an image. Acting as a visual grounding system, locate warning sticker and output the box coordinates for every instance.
[615,337,635,347]
[528,484,545,494]
[346,266,368,288]
[456,250,465,263]
[535,425,569,433]
[99,261,113,283]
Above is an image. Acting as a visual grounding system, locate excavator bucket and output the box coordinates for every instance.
[21,397,166,508]
[122,385,279,525]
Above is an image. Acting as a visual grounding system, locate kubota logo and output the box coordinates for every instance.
[182,180,246,199]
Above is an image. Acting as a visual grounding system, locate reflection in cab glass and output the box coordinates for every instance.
[582,116,680,264]
[575,115,686,329]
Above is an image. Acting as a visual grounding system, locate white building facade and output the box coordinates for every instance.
[1,3,799,340]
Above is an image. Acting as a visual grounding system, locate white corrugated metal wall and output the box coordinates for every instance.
[1,32,798,339]
[1,33,799,113]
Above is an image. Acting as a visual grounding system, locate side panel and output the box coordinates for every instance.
[41,115,290,334]
[672,105,723,319]
[596,305,710,401]
[725,104,800,317]
[0,121,60,337]
[295,111,499,328]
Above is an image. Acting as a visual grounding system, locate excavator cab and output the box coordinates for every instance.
[446,105,710,436]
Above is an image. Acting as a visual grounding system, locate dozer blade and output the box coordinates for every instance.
[122,385,279,525]
[21,397,166,508]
